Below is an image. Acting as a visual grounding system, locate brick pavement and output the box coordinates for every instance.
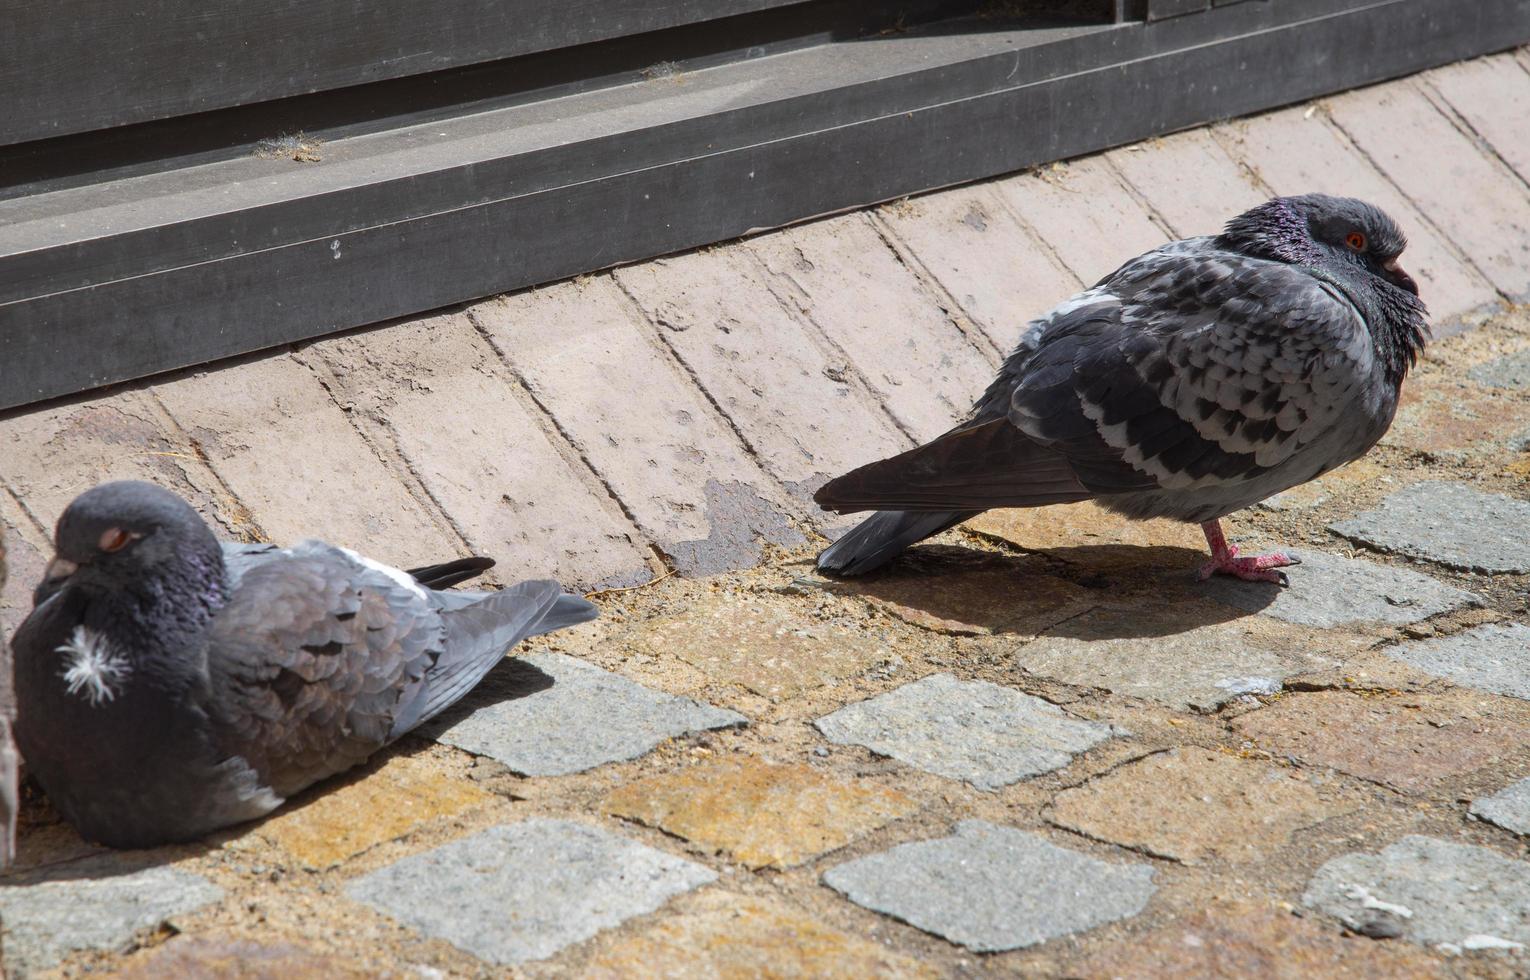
[3,53,1530,978]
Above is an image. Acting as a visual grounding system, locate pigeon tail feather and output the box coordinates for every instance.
[816,510,977,576]
[389,580,563,738]
[405,556,496,590]
[526,593,599,637]
[814,418,1092,514]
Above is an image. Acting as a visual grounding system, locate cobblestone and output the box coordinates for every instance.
[1330,481,1530,573]
[815,673,1119,790]
[1304,836,1530,950]
[1471,777,1530,836]
[1234,690,1530,794]
[603,755,916,868]
[1014,605,1353,712]
[0,863,223,976]
[823,821,1155,952]
[427,652,746,776]
[255,752,495,869]
[1047,747,1355,864]
[1200,549,1481,628]
[1385,623,1530,700]
[346,819,715,966]
[585,892,936,978]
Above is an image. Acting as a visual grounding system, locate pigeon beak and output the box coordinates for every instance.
[44,557,78,584]
[1382,258,1420,297]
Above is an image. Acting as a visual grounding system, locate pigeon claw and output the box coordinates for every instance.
[1196,546,1302,585]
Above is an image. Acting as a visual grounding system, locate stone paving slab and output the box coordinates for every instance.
[1471,776,1530,836]
[1383,376,1530,458]
[614,251,911,509]
[818,554,1094,637]
[584,891,936,979]
[603,755,916,868]
[1015,605,1355,712]
[875,186,1081,352]
[1047,747,1355,864]
[305,313,652,590]
[0,490,49,634]
[477,277,802,576]
[1077,901,1445,979]
[1219,106,1495,324]
[111,936,378,979]
[991,159,1169,285]
[1426,54,1530,186]
[346,819,716,966]
[1330,481,1530,573]
[822,820,1155,953]
[1107,129,1268,238]
[633,593,893,700]
[749,215,996,439]
[814,673,1119,790]
[427,652,747,776]
[254,752,495,869]
[152,354,458,567]
[0,864,223,976]
[1469,348,1530,389]
[1234,690,1530,794]
[0,393,236,543]
[1386,622,1530,701]
[1200,549,1481,629]
[1327,79,1530,300]
[1303,835,1530,950]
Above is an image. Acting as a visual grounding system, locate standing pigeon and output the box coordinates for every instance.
[815,194,1427,582]
[12,481,597,848]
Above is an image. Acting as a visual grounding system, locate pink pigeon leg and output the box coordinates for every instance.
[1197,519,1301,584]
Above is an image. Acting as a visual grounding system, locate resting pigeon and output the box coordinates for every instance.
[816,194,1427,582]
[12,481,597,848]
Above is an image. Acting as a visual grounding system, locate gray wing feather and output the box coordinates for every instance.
[1009,246,1374,494]
[388,580,564,738]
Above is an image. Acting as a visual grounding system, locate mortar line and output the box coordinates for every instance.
[862,209,1005,365]
[1319,103,1513,306]
[466,303,670,578]
[288,346,479,557]
[981,179,1088,293]
[1414,73,1530,196]
[742,242,924,448]
[142,385,272,542]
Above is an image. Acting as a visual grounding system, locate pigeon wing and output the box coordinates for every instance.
[205,543,448,797]
[1011,248,1377,494]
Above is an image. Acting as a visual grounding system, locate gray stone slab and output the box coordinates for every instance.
[1201,549,1481,628]
[822,820,1155,952]
[0,864,222,976]
[813,673,1117,790]
[1014,605,1353,713]
[427,652,747,776]
[1303,835,1530,950]
[1330,481,1530,574]
[1471,777,1530,836]
[1469,349,1530,390]
[1386,623,1530,700]
[346,819,716,965]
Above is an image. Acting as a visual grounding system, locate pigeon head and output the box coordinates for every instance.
[39,481,227,618]
[1220,194,1429,384]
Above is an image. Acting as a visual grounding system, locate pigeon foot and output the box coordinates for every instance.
[1197,520,1301,585]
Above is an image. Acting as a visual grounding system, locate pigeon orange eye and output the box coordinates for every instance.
[98,528,132,553]
[1345,232,1367,251]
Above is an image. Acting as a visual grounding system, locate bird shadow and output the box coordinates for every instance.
[421,655,556,733]
[818,542,1276,638]
[2,657,559,883]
